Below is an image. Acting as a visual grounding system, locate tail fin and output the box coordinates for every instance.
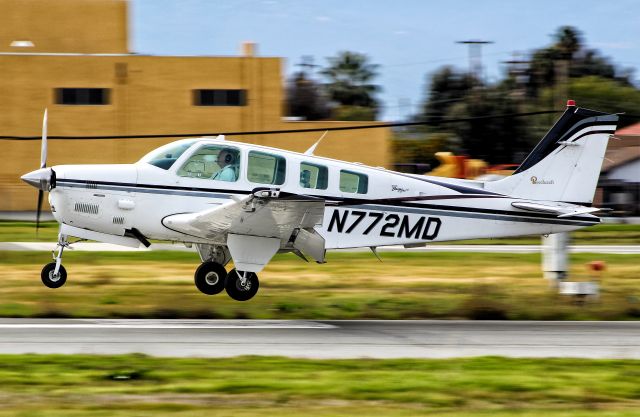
[485,103,618,204]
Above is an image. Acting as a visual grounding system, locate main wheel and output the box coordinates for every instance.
[41,262,67,289]
[194,262,227,295]
[225,269,259,301]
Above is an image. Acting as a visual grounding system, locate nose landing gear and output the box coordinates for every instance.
[41,234,69,288]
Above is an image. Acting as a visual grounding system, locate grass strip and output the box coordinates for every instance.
[0,355,638,416]
[0,251,638,320]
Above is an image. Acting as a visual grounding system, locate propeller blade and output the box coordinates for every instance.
[40,108,48,169]
[36,189,43,236]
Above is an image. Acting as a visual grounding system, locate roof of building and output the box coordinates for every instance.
[602,146,640,172]
[616,122,640,136]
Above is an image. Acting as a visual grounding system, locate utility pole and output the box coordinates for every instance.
[296,55,319,78]
[456,40,493,83]
[554,59,569,111]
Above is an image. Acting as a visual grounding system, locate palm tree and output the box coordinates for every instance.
[320,51,380,111]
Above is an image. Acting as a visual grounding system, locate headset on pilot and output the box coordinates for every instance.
[212,148,238,182]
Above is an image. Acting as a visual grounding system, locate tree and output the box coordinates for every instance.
[285,71,330,121]
[320,51,381,120]
[540,76,640,128]
[523,26,631,98]
[421,66,476,127]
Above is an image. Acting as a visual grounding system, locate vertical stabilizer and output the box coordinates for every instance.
[485,103,618,204]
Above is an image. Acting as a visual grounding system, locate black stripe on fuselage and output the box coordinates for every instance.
[56,178,599,225]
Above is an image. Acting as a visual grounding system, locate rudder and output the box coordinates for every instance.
[485,103,618,204]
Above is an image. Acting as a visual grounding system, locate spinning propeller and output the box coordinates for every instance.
[20,109,54,234]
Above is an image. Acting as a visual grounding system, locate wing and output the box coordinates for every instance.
[163,188,326,268]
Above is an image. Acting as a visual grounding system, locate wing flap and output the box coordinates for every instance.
[163,190,326,243]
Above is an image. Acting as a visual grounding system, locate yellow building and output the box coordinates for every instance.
[1,0,390,211]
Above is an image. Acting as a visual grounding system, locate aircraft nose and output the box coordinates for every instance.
[21,168,52,191]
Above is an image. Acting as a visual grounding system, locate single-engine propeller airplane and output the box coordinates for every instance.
[21,101,618,301]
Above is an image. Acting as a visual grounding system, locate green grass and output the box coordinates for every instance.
[0,251,638,320]
[0,355,638,416]
[2,221,639,244]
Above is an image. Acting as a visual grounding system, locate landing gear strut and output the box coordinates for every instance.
[225,269,259,301]
[192,244,261,301]
[41,234,69,288]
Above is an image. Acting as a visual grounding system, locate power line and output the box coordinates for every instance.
[0,110,564,141]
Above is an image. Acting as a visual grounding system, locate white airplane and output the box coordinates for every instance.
[21,101,617,301]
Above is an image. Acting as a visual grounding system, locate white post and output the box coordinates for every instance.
[542,232,570,283]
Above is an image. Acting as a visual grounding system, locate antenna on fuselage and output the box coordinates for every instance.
[304,130,328,156]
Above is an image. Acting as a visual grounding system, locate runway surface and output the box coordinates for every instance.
[0,319,638,359]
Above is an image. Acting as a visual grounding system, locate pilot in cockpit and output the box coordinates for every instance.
[212,149,237,182]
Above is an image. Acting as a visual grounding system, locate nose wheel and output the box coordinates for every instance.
[41,262,67,288]
[40,233,70,288]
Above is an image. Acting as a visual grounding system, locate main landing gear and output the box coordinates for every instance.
[194,244,259,301]
[194,263,259,301]
[41,234,69,288]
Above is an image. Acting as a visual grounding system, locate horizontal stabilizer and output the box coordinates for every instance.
[511,201,600,218]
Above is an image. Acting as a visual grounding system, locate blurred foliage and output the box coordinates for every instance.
[398,25,640,168]
[331,105,377,121]
[320,51,380,120]
[285,71,331,121]
[539,76,640,128]
[392,132,460,170]
[285,52,381,121]
[0,355,639,416]
[525,26,633,98]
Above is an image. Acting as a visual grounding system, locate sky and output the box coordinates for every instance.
[130,0,640,121]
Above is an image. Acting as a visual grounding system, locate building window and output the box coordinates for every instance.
[55,88,110,105]
[194,89,247,106]
[340,170,368,194]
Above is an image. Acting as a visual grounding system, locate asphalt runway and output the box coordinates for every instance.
[0,319,638,359]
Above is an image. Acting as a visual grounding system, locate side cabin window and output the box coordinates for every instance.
[247,151,286,185]
[300,162,328,190]
[177,145,240,182]
[339,170,368,194]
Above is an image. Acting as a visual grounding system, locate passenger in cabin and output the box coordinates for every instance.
[212,149,238,182]
[300,170,311,188]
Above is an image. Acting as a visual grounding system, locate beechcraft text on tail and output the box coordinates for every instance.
[21,101,618,301]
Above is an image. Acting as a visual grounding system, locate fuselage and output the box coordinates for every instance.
[46,138,599,250]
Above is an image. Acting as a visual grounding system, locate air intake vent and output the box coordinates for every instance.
[86,181,98,189]
[112,216,125,225]
[74,202,99,215]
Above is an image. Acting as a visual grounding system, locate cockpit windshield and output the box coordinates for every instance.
[140,140,197,170]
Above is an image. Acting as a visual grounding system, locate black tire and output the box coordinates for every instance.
[225,269,259,301]
[41,262,67,289]
[194,262,227,295]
